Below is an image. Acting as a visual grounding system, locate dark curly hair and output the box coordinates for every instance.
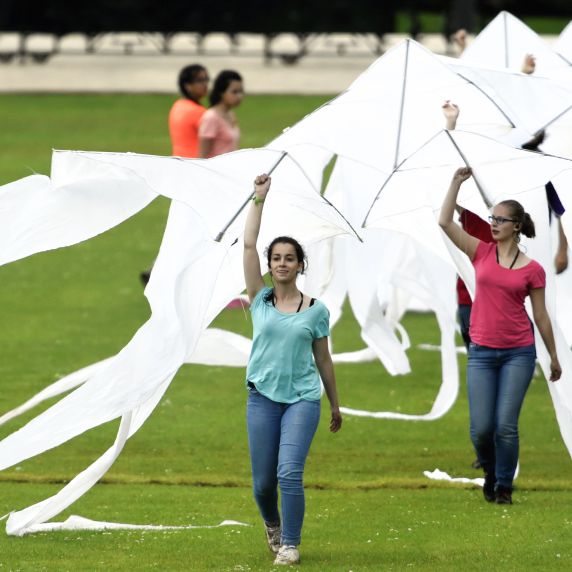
[263,236,307,304]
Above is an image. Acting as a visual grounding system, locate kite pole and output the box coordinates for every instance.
[445,130,493,208]
[393,39,410,170]
[214,151,288,242]
[503,12,509,69]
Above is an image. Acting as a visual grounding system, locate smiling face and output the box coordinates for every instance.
[269,242,303,283]
[490,204,520,242]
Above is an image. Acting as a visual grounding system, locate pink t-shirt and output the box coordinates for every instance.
[198,109,240,157]
[470,241,545,348]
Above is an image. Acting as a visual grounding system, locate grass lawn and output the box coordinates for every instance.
[0,94,570,570]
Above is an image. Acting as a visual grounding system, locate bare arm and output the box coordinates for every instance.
[555,218,569,274]
[438,168,480,259]
[312,337,342,433]
[244,174,271,302]
[530,287,562,381]
[199,137,214,159]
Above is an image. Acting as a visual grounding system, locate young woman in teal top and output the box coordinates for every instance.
[244,173,342,566]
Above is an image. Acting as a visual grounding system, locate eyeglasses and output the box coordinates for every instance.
[488,215,516,225]
[193,76,210,83]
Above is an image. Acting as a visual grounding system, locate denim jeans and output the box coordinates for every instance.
[246,389,320,546]
[467,343,536,489]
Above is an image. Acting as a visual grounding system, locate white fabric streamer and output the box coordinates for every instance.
[17,516,248,535]
[1,150,358,535]
[3,35,572,535]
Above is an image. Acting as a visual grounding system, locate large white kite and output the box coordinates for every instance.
[2,35,572,534]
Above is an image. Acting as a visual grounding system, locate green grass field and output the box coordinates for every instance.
[0,95,570,571]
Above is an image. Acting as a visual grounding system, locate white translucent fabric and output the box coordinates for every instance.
[440,56,572,141]
[458,12,572,159]
[461,11,572,77]
[365,129,572,452]
[0,149,358,535]
[22,516,248,535]
[268,39,555,173]
[555,22,572,62]
[4,32,572,533]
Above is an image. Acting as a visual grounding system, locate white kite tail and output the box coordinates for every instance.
[0,358,113,427]
[5,375,171,536]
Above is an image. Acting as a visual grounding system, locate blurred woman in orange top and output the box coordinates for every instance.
[169,64,210,158]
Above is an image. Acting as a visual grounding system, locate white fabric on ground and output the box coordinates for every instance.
[18,516,248,535]
[424,469,484,487]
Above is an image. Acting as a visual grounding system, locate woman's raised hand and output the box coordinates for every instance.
[453,166,472,184]
[442,100,459,121]
[254,173,271,201]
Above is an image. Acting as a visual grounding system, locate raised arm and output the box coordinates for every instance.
[442,100,459,131]
[244,174,271,301]
[530,287,562,381]
[312,337,342,433]
[439,167,480,259]
[521,54,536,75]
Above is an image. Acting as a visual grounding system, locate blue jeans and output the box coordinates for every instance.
[467,343,536,489]
[246,389,320,546]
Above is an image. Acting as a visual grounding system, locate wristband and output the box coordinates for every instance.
[253,195,265,205]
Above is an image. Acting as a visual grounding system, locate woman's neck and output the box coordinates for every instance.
[273,282,300,300]
[214,102,231,114]
[496,237,519,258]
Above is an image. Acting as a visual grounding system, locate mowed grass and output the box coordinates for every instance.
[0,94,570,570]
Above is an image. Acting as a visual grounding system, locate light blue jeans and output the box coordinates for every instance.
[467,343,536,489]
[246,389,320,546]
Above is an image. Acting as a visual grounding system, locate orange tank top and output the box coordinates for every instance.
[169,99,206,158]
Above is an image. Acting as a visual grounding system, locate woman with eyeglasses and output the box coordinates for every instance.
[439,167,561,505]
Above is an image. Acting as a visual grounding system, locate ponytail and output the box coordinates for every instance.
[497,200,536,239]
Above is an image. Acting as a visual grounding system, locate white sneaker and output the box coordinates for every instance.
[264,522,281,554]
[273,545,300,565]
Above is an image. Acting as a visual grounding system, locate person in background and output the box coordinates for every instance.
[169,64,210,158]
[199,70,243,158]
[140,64,210,286]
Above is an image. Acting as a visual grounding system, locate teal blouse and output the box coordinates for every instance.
[246,287,330,403]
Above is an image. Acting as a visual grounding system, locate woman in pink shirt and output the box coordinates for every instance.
[199,70,243,158]
[439,167,561,505]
